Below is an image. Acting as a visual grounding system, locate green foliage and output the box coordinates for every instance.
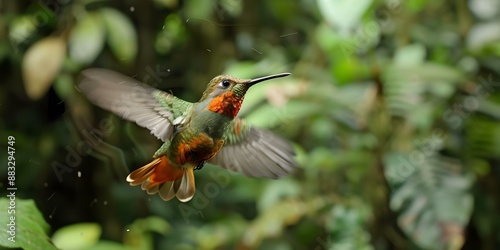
[1,0,500,249]
[385,153,473,249]
[0,198,57,249]
[52,223,102,250]
[68,12,105,65]
[326,204,374,250]
[100,8,138,64]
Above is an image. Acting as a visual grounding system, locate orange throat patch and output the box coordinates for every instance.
[207,92,243,118]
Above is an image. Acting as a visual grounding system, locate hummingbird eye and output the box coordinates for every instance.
[219,80,231,88]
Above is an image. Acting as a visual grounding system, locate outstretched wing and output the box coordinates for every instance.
[209,118,297,178]
[78,68,193,141]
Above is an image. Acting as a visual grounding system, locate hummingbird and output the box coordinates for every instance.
[78,68,297,202]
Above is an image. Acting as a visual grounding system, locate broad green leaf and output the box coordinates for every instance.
[317,0,373,32]
[100,8,138,64]
[69,12,105,64]
[52,223,102,250]
[0,198,57,249]
[22,36,66,100]
[124,216,170,249]
[469,0,500,20]
[467,21,500,51]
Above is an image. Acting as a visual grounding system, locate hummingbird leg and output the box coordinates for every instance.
[194,160,206,171]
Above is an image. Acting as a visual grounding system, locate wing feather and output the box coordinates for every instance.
[209,118,298,178]
[78,68,193,142]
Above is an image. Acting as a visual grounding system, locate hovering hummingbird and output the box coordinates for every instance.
[78,68,297,202]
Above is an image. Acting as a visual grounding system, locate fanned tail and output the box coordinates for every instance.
[126,156,196,202]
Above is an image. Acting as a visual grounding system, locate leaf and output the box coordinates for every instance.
[52,223,101,250]
[0,198,57,249]
[123,216,170,249]
[100,8,138,64]
[317,0,373,32]
[381,62,464,123]
[325,205,374,250]
[69,12,105,64]
[466,21,500,50]
[469,0,500,20]
[22,36,66,100]
[384,153,473,250]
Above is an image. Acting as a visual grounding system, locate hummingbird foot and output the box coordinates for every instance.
[194,160,205,171]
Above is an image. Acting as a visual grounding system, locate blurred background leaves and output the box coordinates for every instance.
[1,0,500,249]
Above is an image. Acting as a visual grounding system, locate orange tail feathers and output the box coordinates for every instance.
[126,156,196,202]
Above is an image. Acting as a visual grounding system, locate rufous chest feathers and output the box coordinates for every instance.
[207,92,244,118]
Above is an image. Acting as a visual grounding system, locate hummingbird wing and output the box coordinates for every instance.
[79,68,193,141]
[208,118,297,178]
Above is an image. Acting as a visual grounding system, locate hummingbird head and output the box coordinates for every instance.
[201,73,291,118]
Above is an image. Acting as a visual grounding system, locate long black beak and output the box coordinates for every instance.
[247,73,291,86]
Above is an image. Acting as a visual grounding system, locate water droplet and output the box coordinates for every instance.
[103,201,108,205]
[162,25,165,29]
[126,228,130,232]
[77,171,81,178]
[130,6,135,12]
